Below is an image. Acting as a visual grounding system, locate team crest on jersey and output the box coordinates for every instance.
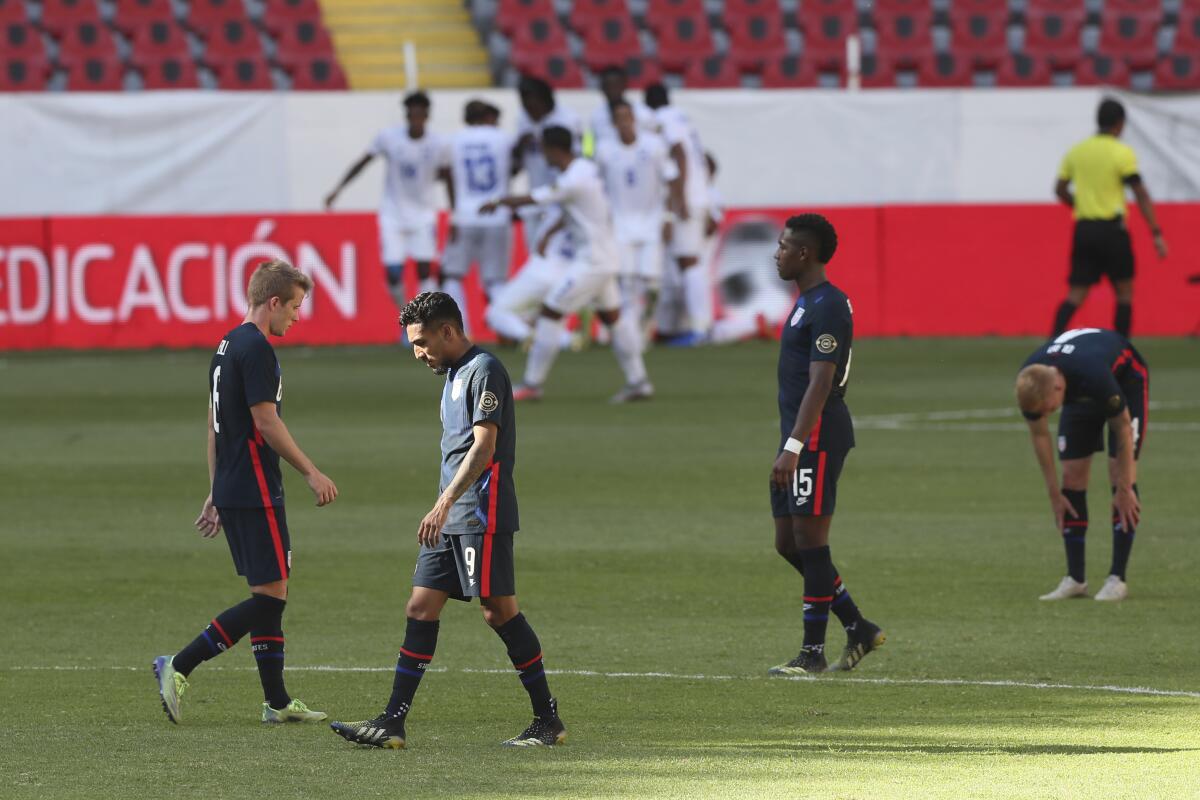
[1108,394,1123,412]
[479,391,499,414]
[816,334,838,353]
[790,306,805,327]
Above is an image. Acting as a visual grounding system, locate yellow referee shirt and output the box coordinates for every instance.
[1057,134,1140,221]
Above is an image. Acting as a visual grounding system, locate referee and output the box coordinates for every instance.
[1051,98,1168,339]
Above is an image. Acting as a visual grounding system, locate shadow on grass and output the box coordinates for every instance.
[695,742,1198,756]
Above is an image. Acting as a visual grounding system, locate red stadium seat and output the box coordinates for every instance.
[261,0,324,24]
[200,16,264,63]
[494,0,555,36]
[136,53,201,87]
[127,19,191,60]
[797,2,857,67]
[581,15,644,68]
[515,51,585,87]
[726,12,789,71]
[947,0,1008,67]
[644,0,704,31]
[761,53,820,87]
[0,56,50,90]
[916,51,974,86]
[3,22,47,59]
[0,0,29,23]
[56,20,120,65]
[39,0,102,34]
[569,0,631,34]
[112,0,175,32]
[683,55,740,86]
[64,56,125,90]
[508,16,570,57]
[654,15,715,70]
[621,55,662,87]
[211,54,274,88]
[873,0,933,12]
[283,54,348,89]
[1071,55,1131,86]
[1097,9,1160,69]
[187,0,249,35]
[725,0,783,19]
[872,7,935,65]
[994,52,1052,85]
[1173,6,1200,54]
[1022,0,1084,67]
[857,53,898,87]
[272,18,336,61]
[1153,52,1200,90]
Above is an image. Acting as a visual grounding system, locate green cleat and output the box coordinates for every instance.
[262,699,328,724]
[152,655,188,724]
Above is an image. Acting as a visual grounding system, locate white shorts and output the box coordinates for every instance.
[618,239,664,283]
[379,218,437,265]
[670,207,708,259]
[442,224,512,283]
[489,254,566,317]
[544,262,621,315]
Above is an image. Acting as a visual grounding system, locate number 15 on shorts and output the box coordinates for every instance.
[793,468,813,506]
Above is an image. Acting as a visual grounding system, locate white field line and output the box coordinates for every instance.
[855,401,1200,433]
[7,664,1199,699]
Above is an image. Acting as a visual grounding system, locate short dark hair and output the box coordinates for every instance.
[517,74,554,107]
[464,99,491,123]
[399,291,464,331]
[705,150,718,177]
[610,98,633,116]
[403,91,431,110]
[785,213,838,264]
[541,125,573,152]
[483,102,501,120]
[1097,97,1125,130]
[599,64,627,82]
[645,83,669,109]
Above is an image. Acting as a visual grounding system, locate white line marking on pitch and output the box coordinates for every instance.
[6,665,1198,699]
[855,402,1200,433]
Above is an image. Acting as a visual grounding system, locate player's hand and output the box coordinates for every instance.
[1049,490,1078,531]
[479,200,500,215]
[418,499,451,548]
[195,493,222,539]
[771,451,799,491]
[662,220,673,244]
[1153,233,1168,259]
[536,235,550,257]
[305,470,338,507]
[1113,486,1141,532]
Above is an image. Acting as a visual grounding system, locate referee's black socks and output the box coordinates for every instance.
[1114,303,1132,339]
[386,618,439,719]
[173,594,281,676]
[1061,489,1088,583]
[1052,301,1079,338]
[495,613,554,719]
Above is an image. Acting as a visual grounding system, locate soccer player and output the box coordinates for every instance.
[481,126,653,404]
[1015,328,1147,602]
[645,83,712,345]
[325,91,448,311]
[442,99,517,315]
[589,65,658,147]
[1051,97,1168,339]
[767,215,885,676]
[595,99,680,327]
[330,292,566,749]
[153,259,339,725]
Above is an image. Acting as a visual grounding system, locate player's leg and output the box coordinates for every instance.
[479,225,513,301]
[598,279,653,403]
[772,517,866,635]
[1108,223,1136,338]
[411,220,440,296]
[439,229,472,333]
[519,266,605,396]
[672,210,712,344]
[1097,363,1147,601]
[380,221,408,311]
[1053,223,1097,336]
[486,255,555,342]
[1041,402,1102,599]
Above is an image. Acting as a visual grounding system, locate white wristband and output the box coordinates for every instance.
[783,437,804,454]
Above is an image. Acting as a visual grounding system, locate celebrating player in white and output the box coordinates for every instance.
[325,92,448,312]
[482,126,653,404]
[590,65,658,147]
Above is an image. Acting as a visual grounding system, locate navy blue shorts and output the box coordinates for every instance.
[413,532,515,601]
[770,408,853,518]
[219,506,291,586]
[1058,352,1149,461]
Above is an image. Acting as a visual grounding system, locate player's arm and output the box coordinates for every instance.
[1054,178,1073,210]
[481,194,537,214]
[771,362,835,489]
[668,142,689,219]
[195,403,222,538]
[1107,409,1140,531]
[535,213,566,257]
[1128,177,1168,258]
[1023,414,1077,530]
[249,402,338,507]
[325,153,374,209]
[417,422,498,546]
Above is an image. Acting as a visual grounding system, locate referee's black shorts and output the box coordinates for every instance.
[1069,218,1134,287]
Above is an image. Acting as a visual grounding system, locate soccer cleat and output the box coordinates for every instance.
[152,655,188,724]
[329,715,406,749]
[502,698,567,747]
[1094,574,1128,602]
[768,647,828,676]
[827,620,887,672]
[262,699,328,724]
[665,331,709,348]
[513,384,544,402]
[610,380,655,404]
[1039,576,1089,601]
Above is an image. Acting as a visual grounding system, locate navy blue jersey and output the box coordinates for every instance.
[1021,328,1140,420]
[209,323,284,508]
[778,281,854,440]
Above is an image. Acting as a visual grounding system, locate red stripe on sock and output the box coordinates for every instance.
[248,433,289,582]
[211,618,233,647]
[399,647,433,661]
[513,651,544,671]
[804,595,835,602]
[251,636,285,643]
[1063,520,1088,528]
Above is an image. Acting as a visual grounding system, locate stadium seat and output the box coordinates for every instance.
[211,54,274,88]
[3,22,47,60]
[136,53,201,87]
[683,54,741,86]
[644,0,705,31]
[283,54,348,89]
[56,20,121,65]
[39,0,102,34]
[0,56,49,90]
[858,53,899,87]
[1096,7,1161,69]
[726,12,790,71]
[994,52,1052,85]
[261,0,324,24]
[112,0,176,32]
[796,0,858,67]
[0,0,29,23]
[1172,5,1200,55]
[63,56,126,90]
[494,0,555,37]
[654,15,715,70]
[187,0,250,35]
[916,51,975,86]
[199,17,264,63]
[725,0,783,18]
[581,15,644,69]
[508,16,571,58]
[947,0,1009,67]
[272,18,336,61]
[127,19,191,61]
[760,53,820,86]
[513,51,585,87]
[1022,0,1084,67]
[569,0,631,34]
[1071,54,1131,86]
[872,7,935,65]
[1153,52,1200,89]
[621,55,662,87]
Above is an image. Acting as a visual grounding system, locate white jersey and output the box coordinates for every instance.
[595,133,678,244]
[448,125,516,226]
[530,157,618,273]
[589,99,659,146]
[369,126,449,227]
[655,106,708,211]
[516,104,583,190]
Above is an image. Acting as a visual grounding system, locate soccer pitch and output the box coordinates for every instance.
[2,338,1197,800]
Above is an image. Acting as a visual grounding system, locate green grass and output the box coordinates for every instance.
[2,338,1198,799]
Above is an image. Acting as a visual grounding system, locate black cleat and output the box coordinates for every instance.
[828,619,887,672]
[502,698,567,747]
[768,647,828,675]
[329,714,406,749]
